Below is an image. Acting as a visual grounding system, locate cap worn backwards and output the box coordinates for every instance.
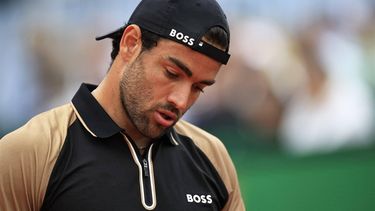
[96,0,231,65]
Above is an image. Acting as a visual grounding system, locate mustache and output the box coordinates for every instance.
[157,103,181,119]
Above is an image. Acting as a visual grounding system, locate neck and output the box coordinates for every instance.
[92,58,152,147]
[121,131,150,156]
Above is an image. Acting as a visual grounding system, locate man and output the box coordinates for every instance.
[0,0,245,210]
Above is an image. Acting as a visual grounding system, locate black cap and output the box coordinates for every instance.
[96,0,230,64]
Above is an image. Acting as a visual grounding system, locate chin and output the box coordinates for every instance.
[147,127,170,139]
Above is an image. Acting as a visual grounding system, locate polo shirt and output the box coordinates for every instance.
[0,83,245,211]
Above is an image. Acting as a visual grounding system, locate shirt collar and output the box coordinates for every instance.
[71,83,122,138]
[71,83,179,146]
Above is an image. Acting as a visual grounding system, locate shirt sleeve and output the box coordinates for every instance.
[207,138,246,211]
[218,144,246,211]
[1,124,48,210]
[0,104,74,211]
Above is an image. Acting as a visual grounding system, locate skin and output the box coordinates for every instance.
[92,24,222,149]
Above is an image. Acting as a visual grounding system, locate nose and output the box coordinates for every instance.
[167,85,191,112]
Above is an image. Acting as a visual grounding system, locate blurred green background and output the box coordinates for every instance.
[235,147,375,210]
[213,129,375,210]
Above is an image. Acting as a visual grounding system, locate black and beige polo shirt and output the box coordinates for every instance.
[0,83,245,211]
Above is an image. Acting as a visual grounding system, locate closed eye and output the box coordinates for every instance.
[165,69,179,79]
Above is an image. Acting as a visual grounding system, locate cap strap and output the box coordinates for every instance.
[194,41,230,65]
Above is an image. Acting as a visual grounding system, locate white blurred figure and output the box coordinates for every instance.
[280,16,375,155]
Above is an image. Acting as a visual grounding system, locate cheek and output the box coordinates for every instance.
[144,72,170,99]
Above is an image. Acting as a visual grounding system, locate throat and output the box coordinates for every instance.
[138,147,147,156]
[121,131,152,155]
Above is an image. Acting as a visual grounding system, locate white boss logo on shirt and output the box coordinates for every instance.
[169,29,195,46]
[186,194,213,204]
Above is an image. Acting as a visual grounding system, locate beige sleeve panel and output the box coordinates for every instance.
[174,120,246,211]
[0,104,76,211]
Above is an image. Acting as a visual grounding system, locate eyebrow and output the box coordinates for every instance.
[166,56,216,86]
[167,56,193,77]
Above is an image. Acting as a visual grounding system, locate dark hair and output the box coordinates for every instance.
[202,26,229,51]
[109,24,229,61]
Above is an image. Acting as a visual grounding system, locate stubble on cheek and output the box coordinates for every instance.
[119,60,166,138]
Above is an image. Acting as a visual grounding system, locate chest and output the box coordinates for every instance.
[41,132,227,211]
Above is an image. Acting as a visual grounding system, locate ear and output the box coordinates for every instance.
[119,24,143,62]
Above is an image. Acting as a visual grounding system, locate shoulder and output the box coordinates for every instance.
[174,120,246,211]
[1,103,75,147]
[174,120,228,160]
[0,103,76,166]
[174,120,234,190]
[0,103,76,210]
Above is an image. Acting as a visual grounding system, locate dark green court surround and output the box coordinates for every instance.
[233,146,375,210]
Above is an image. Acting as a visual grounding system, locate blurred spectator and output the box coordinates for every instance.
[0,2,111,136]
[279,17,375,155]
[24,20,108,110]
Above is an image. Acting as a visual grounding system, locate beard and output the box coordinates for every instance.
[119,55,180,139]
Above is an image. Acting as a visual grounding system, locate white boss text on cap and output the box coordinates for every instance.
[169,29,195,46]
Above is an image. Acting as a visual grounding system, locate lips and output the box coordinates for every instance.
[154,109,178,127]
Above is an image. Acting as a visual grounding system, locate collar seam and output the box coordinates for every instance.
[70,102,98,137]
